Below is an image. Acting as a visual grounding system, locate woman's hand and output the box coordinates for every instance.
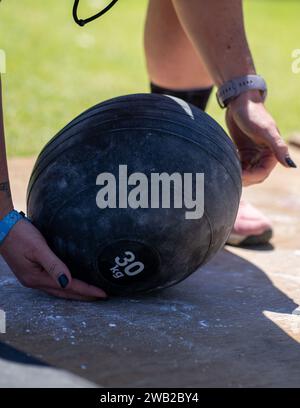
[226,90,296,186]
[0,219,107,301]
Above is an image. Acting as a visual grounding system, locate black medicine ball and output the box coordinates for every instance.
[27,94,242,296]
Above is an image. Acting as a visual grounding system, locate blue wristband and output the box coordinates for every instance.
[0,210,27,246]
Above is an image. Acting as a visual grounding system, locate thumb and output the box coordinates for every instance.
[36,245,72,289]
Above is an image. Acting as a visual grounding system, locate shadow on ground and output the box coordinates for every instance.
[0,341,97,387]
[0,341,47,366]
[1,248,300,388]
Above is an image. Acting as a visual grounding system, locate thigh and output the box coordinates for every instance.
[144,0,213,89]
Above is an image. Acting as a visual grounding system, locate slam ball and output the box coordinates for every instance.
[27,94,242,296]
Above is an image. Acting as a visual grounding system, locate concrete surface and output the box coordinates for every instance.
[1,147,300,388]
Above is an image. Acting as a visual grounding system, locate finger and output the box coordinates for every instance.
[242,156,277,187]
[34,245,72,289]
[30,268,107,299]
[243,152,276,173]
[252,125,296,169]
[240,150,277,185]
[262,130,290,167]
[38,287,103,302]
[242,168,269,186]
[68,279,108,299]
[228,107,297,169]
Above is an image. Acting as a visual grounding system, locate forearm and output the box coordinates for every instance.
[0,77,13,218]
[172,0,256,86]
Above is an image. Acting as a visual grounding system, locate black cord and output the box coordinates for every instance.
[73,0,119,27]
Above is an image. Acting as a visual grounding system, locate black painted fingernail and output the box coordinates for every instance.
[285,157,297,168]
[58,274,69,289]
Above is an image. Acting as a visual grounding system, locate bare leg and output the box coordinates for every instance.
[144,0,213,90]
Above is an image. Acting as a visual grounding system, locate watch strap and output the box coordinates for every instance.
[216,75,267,108]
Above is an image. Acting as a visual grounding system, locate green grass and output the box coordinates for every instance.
[0,0,299,157]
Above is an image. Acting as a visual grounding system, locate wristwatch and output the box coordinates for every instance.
[0,210,28,246]
[216,74,267,108]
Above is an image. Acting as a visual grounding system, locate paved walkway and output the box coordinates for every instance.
[1,147,300,387]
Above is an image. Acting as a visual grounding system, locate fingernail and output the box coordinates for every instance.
[285,157,297,168]
[58,274,69,289]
